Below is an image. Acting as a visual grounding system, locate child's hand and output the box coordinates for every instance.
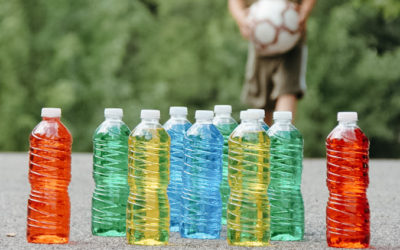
[298,11,307,34]
[238,17,251,40]
[297,0,316,34]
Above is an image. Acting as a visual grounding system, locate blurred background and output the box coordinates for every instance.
[0,0,399,157]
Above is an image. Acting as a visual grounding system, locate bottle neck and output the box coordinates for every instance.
[142,118,160,124]
[274,119,292,125]
[43,117,60,121]
[215,113,231,118]
[196,118,213,124]
[105,116,122,121]
[241,119,259,125]
[171,114,187,120]
[338,120,357,126]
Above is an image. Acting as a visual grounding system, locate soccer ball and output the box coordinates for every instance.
[248,0,301,56]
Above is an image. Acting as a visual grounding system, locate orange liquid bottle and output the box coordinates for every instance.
[326,112,370,248]
[27,108,72,244]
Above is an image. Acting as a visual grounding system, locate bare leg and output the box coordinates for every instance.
[264,110,273,127]
[275,94,298,122]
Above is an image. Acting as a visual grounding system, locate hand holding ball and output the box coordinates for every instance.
[248,0,301,56]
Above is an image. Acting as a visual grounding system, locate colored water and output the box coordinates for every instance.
[127,123,170,245]
[260,120,269,131]
[326,122,370,248]
[27,117,72,244]
[180,122,223,239]
[164,118,191,232]
[268,122,304,241]
[227,122,270,246]
[213,117,238,225]
[92,118,131,236]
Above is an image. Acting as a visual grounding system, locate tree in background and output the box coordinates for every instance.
[0,0,399,157]
[298,0,400,157]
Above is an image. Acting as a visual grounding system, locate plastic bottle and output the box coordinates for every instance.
[267,111,304,241]
[126,109,170,246]
[326,112,370,248]
[227,110,270,246]
[27,108,72,244]
[163,106,191,232]
[248,109,269,131]
[92,108,131,236]
[212,105,238,225]
[181,110,223,239]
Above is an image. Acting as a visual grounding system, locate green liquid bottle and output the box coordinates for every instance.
[126,109,170,246]
[213,105,238,225]
[268,111,304,241]
[92,108,130,236]
[227,110,270,247]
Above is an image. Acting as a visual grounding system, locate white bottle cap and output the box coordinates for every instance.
[195,110,214,120]
[247,109,265,119]
[273,111,292,120]
[240,110,259,120]
[141,109,160,119]
[104,108,123,119]
[214,105,232,114]
[170,106,188,116]
[239,111,246,119]
[337,112,358,122]
[41,108,61,118]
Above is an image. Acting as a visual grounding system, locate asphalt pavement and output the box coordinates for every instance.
[1,153,399,249]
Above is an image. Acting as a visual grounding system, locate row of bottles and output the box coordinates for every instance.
[27,107,370,249]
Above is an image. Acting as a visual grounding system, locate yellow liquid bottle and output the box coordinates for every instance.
[126,110,170,246]
[227,110,270,246]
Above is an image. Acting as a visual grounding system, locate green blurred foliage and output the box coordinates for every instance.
[298,0,400,157]
[0,0,399,157]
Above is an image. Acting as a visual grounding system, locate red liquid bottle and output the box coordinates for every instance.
[27,108,72,244]
[326,112,370,248]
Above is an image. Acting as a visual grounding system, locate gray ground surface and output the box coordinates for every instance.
[0,153,399,249]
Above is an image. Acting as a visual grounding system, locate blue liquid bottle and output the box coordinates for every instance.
[267,111,304,241]
[248,109,269,131]
[212,105,238,225]
[181,110,224,239]
[163,106,191,232]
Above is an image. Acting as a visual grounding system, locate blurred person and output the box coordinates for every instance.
[229,0,316,125]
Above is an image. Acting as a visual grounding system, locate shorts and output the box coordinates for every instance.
[241,42,308,111]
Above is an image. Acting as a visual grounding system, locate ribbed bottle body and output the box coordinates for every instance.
[180,123,223,239]
[92,120,130,236]
[326,124,370,248]
[164,119,191,232]
[268,124,304,241]
[213,117,238,225]
[27,118,72,244]
[227,124,270,246]
[126,123,170,245]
